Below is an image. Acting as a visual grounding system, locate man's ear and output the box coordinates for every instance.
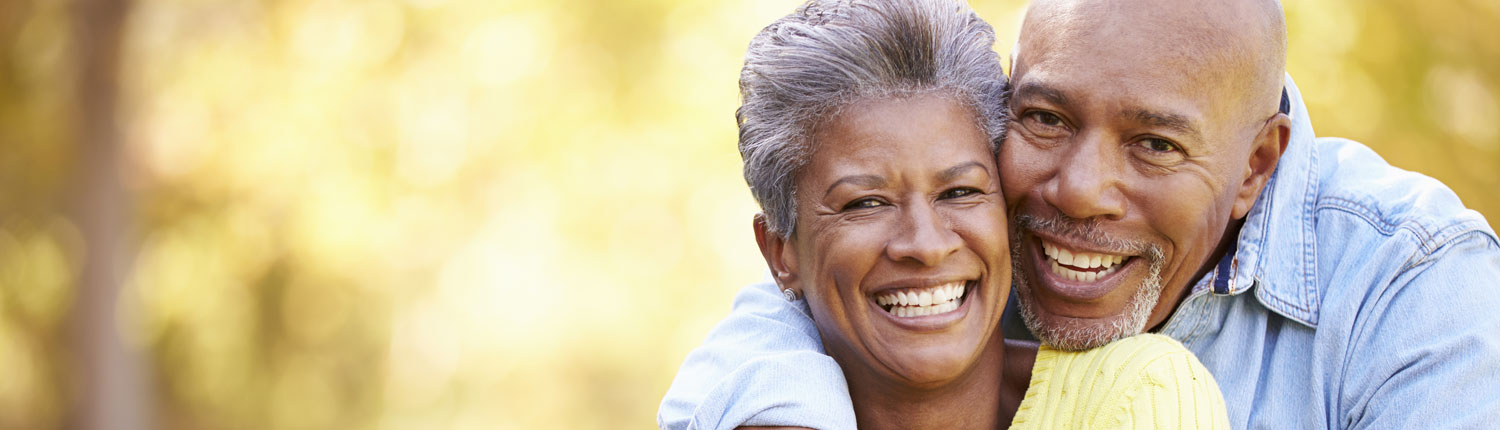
[1232,113,1291,219]
[753,214,800,294]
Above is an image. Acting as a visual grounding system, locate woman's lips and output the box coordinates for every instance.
[867,280,978,331]
[874,281,968,317]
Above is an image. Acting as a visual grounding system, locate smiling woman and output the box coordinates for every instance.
[756,93,1014,427]
[726,2,1016,428]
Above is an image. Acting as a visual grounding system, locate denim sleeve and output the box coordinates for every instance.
[1343,233,1500,429]
[658,281,856,430]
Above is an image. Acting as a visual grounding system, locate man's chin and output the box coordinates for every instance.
[1016,302,1141,351]
[1012,268,1163,351]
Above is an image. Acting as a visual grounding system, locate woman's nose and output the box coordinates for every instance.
[885,202,962,266]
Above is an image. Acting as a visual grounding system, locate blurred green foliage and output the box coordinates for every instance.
[0,0,1495,429]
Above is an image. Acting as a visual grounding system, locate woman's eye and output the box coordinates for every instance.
[939,187,980,200]
[841,198,885,211]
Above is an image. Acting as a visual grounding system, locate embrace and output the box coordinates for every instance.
[661,0,1500,429]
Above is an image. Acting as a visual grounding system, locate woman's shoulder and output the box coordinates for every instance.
[1011,334,1229,429]
[1035,333,1206,384]
[1071,333,1198,368]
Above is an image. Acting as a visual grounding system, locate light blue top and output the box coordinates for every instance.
[658,76,1500,430]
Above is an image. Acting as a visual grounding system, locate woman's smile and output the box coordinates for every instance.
[869,279,979,329]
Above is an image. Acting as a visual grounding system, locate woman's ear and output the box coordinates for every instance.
[753,214,800,294]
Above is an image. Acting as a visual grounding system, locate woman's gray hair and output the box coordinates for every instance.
[738,0,1008,238]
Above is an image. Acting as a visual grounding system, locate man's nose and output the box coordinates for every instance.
[1043,133,1126,221]
[885,201,963,266]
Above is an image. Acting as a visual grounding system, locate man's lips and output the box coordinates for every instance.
[1041,240,1127,282]
[1030,236,1137,302]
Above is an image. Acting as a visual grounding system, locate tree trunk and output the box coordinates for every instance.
[66,0,148,429]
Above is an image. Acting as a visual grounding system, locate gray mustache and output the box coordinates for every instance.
[1011,213,1164,264]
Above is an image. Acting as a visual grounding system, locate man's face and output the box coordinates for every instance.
[1000,3,1270,350]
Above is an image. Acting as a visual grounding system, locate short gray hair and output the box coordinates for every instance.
[737,0,1008,238]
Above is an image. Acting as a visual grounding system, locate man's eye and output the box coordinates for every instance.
[1141,137,1180,153]
[1029,111,1064,127]
[939,187,980,200]
[841,198,885,211]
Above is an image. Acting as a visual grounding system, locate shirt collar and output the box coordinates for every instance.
[1210,74,1322,328]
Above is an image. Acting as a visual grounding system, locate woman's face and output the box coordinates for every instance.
[774,93,1010,387]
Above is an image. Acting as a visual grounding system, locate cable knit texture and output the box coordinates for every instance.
[1010,334,1229,429]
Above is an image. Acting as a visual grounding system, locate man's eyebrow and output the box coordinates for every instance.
[1011,81,1070,108]
[1129,109,1203,142]
[824,174,885,198]
[938,161,987,183]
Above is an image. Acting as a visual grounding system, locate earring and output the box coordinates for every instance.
[782,288,798,302]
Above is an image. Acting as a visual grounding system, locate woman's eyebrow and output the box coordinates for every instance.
[824,174,886,198]
[938,161,987,182]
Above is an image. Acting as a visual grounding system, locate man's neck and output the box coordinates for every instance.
[1151,218,1246,332]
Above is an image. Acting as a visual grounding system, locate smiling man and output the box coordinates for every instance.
[1000,0,1292,353]
[660,0,1500,429]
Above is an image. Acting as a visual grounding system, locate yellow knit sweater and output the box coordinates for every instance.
[1009,334,1230,429]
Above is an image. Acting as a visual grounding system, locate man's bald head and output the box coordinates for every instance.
[1001,0,1295,351]
[1015,0,1286,127]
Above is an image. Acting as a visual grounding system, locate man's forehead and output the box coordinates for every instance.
[1014,0,1280,112]
[1024,0,1274,66]
[1012,12,1265,133]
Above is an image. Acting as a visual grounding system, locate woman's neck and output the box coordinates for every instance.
[843,334,1011,430]
[998,338,1039,425]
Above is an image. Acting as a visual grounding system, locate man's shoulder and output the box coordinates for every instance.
[1245,136,1498,326]
[1295,137,1500,314]
[1310,137,1495,249]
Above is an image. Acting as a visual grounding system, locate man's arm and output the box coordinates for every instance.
[658,281,855,430]
[1343,233,1500,429]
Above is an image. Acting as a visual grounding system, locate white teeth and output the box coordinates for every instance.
[1048,251,1120,283]
[1040,240,1129,282]
[875,281,969,318]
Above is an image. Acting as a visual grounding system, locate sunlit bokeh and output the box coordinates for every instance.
[0,0,1495,428]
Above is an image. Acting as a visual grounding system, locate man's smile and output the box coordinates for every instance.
[1026,233,1146,304]
[1041,240,1130,282]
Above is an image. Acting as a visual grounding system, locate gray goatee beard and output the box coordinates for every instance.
[1010,214,1166,351]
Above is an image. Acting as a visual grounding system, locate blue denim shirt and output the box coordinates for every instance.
[658,76,1500,430]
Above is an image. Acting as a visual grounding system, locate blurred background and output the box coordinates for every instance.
[0,0,1495,428]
